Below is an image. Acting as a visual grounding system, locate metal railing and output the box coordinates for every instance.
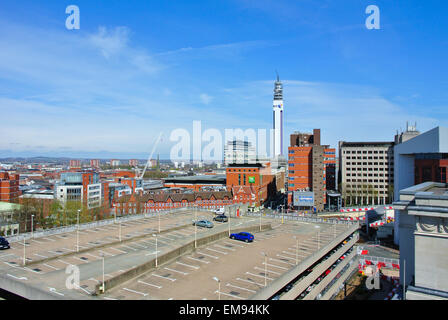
[6,207,194,243]
[245,211,359,226]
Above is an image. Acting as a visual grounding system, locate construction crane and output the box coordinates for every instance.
[137,132,164,180]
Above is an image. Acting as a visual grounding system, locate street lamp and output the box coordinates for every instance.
[153,234,158,267]
[261,252,268,287]
[31,214,34,238]
[228,209,231,237]
[23,237,26,266]
[158,209,161,233]
[100,252,105,293]
[213,277,221,300]
[119,220,122,242]
[293,236,299,265]
[77,209,81,252]
[194,206,197,248]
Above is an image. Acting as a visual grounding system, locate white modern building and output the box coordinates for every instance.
[224,140,257,165]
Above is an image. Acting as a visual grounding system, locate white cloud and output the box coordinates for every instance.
[199,93,213,105]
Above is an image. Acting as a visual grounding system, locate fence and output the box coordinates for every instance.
[245,211,359,226]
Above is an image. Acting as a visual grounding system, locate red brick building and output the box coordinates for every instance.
[288,129,336,211]
[415,158,448,184]
[129,159,139,167]
[113,191,233,215]
[0,172,20,202]
[69,160,81,168]
[226,163,276,207]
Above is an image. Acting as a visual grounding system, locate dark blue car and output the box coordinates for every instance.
[0,237,10,250]
[230,232,254,243]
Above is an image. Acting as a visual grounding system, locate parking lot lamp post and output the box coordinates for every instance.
[261,252,268,287]
[153,234,158,267]
[119,221,122,242]
[158,209,161,233]
[23,237,26,266]
[294,236,299,265]
[77,209,80,252]
[228,209,231,237]
[213,277,221,300]
[31,214,34,238]
[194,206,197,248]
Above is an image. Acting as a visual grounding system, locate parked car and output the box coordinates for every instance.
[193,220,214,228]
[213,214,228,222]
[0,237,10,250]
[230,232,254,242]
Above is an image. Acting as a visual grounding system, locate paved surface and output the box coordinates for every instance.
[0,210,352,300]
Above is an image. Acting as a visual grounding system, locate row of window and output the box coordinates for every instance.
[343,150,390,154]
[346,167,393,172]
[345,156,393,160]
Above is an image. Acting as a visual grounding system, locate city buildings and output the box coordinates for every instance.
[129,159,139,167]
[339,141,395,206]
[223,140,257,165]
[90,159,100,168]
[393,181,448,300]
[110,159,121,167]
[226,163,277,207]
[163,175,227,192]
[288,129,336,211]
[69,160,81,169]
[55,171,105,209]
[0,172,20,202]
[272,74,284,158]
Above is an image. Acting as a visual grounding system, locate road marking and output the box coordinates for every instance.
[281,251,297,257]
[164,267,188,275]
[0,253,15,258]
[276,254,295,261]
[43,237,56,242]
[223,241,244,248]
[270,258,295,266]
[23,267,41,274]
[215,290,245,300]
[122,287,148,297]
[43,263,58,270]
[129,242,147,249]
[176,261,199,270]
[196,251,218,259]
[48,250,61,255]
[254,266,281,275]
[7,274,27,280]
[120,244,138,251]
[206,247,227,255]
[57,259,72,265]
[214,244,236,251]
[138,280,162,289]
[62,247,75,252]
[85,253,101,259]
[186,256,210,264]
[72,256,89,263]
[49,287,64,296]
[107,248,125,254]
[263,262,288,270]
[152,273,176,282]
[245,272,274,281]
[226,283,256,293]
[236,277,264,287]
[30,239,45,244]
[103,297,117,300]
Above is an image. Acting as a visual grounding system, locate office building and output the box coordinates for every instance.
[224,140,257,165]
[69,160,81,168]
[0,172,20,202]
[288,129,336,211]
[339,141,395,206]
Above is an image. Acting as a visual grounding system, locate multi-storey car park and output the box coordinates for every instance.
[0,207,359,300]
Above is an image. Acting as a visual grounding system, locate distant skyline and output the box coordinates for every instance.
[1,1,447,160]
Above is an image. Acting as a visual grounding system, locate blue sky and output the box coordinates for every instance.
[0,0,447,160]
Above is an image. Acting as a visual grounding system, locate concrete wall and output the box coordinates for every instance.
[0,274,66,300]
[320,260,358,300]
